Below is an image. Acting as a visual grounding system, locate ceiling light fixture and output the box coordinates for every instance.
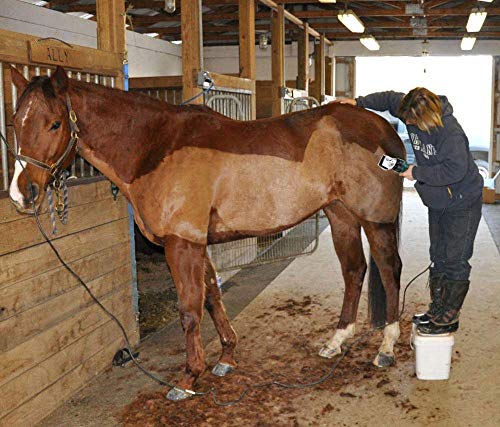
[164,0,176,14]
[360,35,380,51]
[318,0,337,3]
[466,8,487,33]
[461,36,476,50]
[338,10,365,33]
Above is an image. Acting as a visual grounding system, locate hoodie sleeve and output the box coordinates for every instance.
[355,91,405,119]
[412,133,469,186]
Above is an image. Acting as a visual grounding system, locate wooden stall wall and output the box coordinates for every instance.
[0,27,138,426]
[0,180,138,426]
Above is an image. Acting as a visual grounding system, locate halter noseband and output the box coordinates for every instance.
[17,94,80,179]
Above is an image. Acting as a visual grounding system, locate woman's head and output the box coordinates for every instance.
[398,87,443,132]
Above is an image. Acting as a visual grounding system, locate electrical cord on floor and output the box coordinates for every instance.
[1,129,431,407]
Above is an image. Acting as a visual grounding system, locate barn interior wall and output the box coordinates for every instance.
[0,0,182,77]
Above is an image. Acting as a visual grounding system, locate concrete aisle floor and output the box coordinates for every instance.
[40,191,500,427]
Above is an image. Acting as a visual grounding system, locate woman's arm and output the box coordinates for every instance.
[355,91,405,119]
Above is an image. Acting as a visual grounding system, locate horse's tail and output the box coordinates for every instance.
[368,201,402,327]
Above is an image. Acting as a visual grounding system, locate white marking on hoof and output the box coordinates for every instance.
[319,323,355,359]
[373,322,400,367]
[9,159,27,207]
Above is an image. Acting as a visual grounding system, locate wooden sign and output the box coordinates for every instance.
[28,39,80,69]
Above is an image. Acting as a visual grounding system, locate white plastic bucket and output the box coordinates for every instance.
[412,330,455,380]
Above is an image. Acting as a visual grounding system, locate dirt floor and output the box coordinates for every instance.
[40,191,500,427]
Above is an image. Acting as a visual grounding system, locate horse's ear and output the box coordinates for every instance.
[51,66,69,93]
[10,66,29,93]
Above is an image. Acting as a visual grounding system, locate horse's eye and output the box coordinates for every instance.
[50,121,61,131]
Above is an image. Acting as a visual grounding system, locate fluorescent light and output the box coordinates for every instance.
[144,33,160,38]
[478,0,493,2]
[466,9,487,32]
[461,36,476,50]
[338,10,365,33]
[319,0,337,3]
[171,40,182,45]
[360,35,380,51]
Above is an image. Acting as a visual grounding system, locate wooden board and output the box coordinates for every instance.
[1,313,136,427]
[0,262,131,353]
[0,302,135,419]
[0,218,129,288]
[0,240,129,320]
[0,196,127,255]
[0,28,122,77]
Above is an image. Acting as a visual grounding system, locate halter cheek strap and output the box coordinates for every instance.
[17,94,80,178]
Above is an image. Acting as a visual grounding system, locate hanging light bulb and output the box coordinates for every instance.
[259,33,268,50]
[165,0,176,14]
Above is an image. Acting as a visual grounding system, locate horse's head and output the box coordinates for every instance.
[9,66,77,213]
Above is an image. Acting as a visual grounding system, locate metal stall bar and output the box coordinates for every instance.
[0,64,8,191]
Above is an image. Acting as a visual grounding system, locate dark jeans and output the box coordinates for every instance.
[428,195,482,281]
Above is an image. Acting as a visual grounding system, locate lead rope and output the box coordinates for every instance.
[46,170,69,235]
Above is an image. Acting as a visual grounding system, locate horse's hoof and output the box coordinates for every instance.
[319,345,341,359]
[166,386,194,402]
[212,362,235,377]
[373,352,395,368]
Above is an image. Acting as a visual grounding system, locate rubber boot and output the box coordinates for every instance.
[417,279,470,335]
[412,273,444,325]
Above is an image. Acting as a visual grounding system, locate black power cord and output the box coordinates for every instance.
[1,129,429,407]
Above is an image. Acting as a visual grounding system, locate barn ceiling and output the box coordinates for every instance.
[40,0,500,46]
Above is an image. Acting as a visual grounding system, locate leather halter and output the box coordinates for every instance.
[17,94,80,178]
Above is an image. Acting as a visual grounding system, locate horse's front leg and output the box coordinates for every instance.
[164,235,207,401]
[362,220,402,368]
[204,256,238,376]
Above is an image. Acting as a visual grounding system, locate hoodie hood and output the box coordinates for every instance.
[439,95,454,117]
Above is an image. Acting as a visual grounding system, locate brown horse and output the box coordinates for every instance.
[9,67,403,401]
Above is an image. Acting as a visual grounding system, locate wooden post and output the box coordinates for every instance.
[271,4,285,117]
[96,0,126,89]
[239,0,256,119]
[96,0,126,54]
[297,23,309,92]
[326,56,335,97]
[313,34,325,103]
[181,0,203,104]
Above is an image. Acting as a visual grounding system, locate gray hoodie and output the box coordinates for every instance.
[356,91,483,210]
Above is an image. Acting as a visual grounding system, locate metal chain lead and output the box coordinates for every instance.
[46,171,70,235]
[46,185,58,235]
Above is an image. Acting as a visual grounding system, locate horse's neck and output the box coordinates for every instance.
[69,82,177,187]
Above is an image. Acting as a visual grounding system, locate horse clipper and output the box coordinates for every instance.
[378,155,409,173]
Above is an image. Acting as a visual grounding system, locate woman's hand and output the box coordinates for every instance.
[332,98,357,106]
[399,164,415,181]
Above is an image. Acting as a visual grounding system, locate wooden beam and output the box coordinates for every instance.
[325,56,335,97]
[96,0,126,54]
[271,4,285,117]
[312,35,325,103]
[238,0,255,80]
[181,0,203,104]
[129,75,183,89]
[258,0,333,45]
[297,22,309,92]
[238,0,256,119]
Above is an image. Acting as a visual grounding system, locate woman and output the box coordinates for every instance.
[339,88,483,335]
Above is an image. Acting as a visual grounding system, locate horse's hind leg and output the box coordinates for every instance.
[163,235,207,401]
[361,220,402,367]
[204,255,238,376]
[319,202,367,359]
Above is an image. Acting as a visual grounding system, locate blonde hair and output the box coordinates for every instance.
[398,87,443,132]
